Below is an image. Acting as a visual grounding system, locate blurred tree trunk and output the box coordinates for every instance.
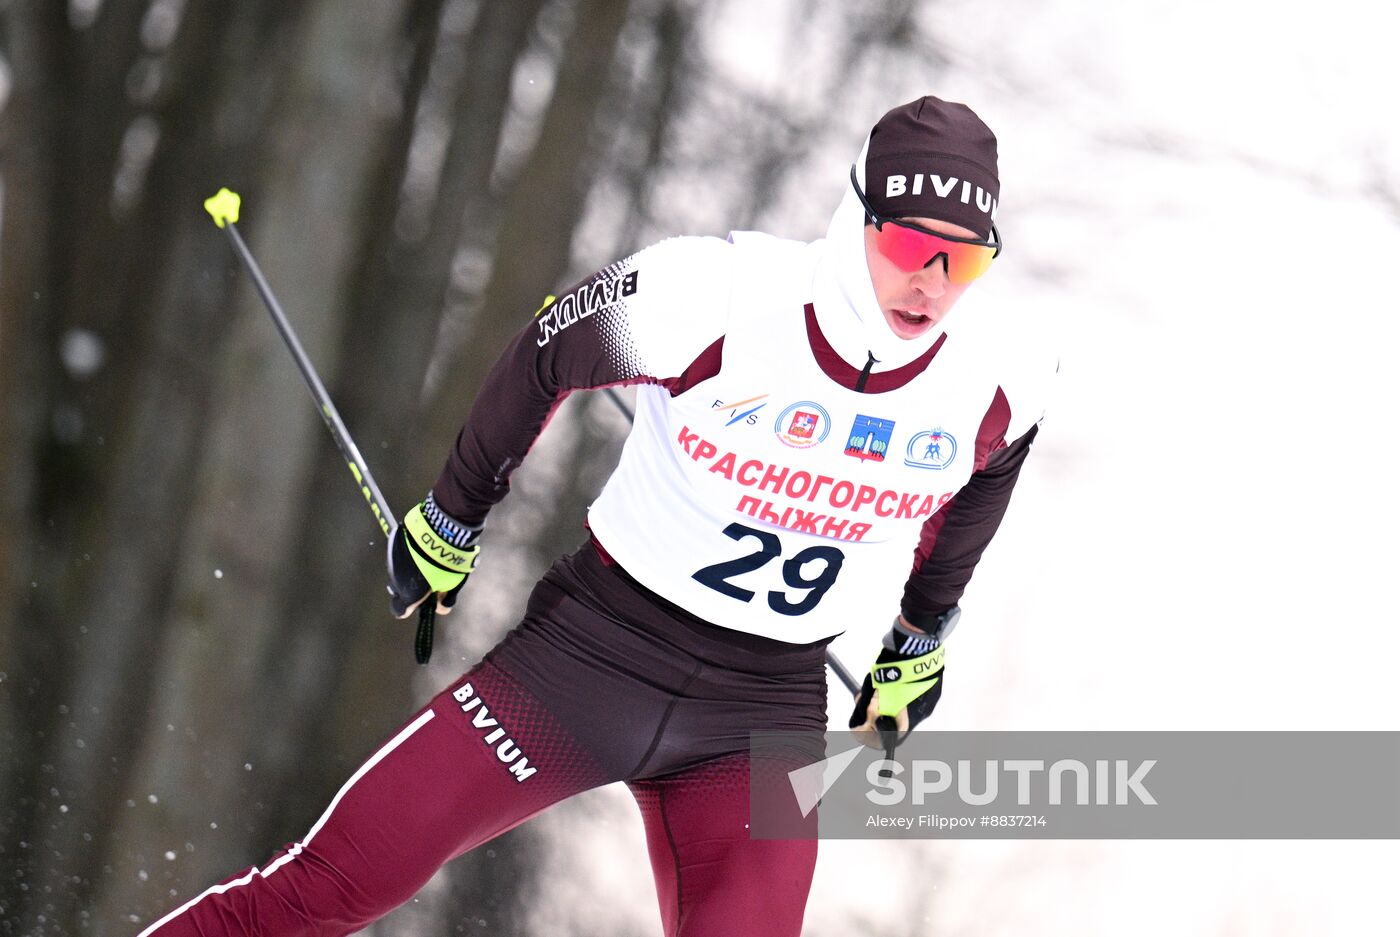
[0,2,131,915]
[236,0,553,872]
[0,1,55,913]
[89,0,423,924]
[2,1,314,930]
[408,0,638,928]
[539,0,697,567]
[417,0,634,472]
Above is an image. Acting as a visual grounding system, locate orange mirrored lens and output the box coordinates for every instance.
[874,224,996,283]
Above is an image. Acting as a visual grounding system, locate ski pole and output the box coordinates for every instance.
[600,388,862,699]
[823,645,861,697]
[202,187,439,665]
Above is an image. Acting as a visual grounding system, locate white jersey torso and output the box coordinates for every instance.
[587,233,1032,644]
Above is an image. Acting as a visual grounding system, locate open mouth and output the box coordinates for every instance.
[893,308,929,326]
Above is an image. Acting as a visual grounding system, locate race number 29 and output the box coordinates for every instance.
[691,522,844,616]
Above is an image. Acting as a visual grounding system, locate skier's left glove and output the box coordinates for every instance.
[387,493,482,619]
[849,608,959,750]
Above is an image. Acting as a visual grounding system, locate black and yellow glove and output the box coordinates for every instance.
[387,493,481,619]
[849,607,959,750]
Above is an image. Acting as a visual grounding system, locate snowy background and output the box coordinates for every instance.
[3,0,1399,934]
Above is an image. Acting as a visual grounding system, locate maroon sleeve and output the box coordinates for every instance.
[429,263,644,526]
[899,388,1040,629]
[430,250,725,526]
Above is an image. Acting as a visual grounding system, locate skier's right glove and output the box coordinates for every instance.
[387,493,481,618]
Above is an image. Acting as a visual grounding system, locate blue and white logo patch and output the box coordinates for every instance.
[844,415,895,463]
[904,429,957,470]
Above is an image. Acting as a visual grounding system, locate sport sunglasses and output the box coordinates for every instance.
[849,165,1002,284]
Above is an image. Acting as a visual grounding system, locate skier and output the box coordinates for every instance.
[140,95,1053,937]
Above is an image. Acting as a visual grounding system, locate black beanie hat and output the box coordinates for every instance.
[863,96,1000,239]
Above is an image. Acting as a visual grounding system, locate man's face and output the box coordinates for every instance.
[864,216,980,340]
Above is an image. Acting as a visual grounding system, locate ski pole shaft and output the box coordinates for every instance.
[203,187,437,665]
[600,388,862,698]
[876,714,899,776]
[824,650,861,696]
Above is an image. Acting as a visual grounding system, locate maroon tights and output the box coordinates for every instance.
[138,544,827,936]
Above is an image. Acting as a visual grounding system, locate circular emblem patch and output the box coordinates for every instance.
[774,401,831,449]
[904,429,957,470]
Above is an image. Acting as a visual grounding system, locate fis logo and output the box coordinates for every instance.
[844,415,895,463]
[712,393,768,427]
[451,682,537,782]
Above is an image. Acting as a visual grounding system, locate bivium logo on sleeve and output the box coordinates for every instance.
[535,265,639,347]
[774,401,831,449]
